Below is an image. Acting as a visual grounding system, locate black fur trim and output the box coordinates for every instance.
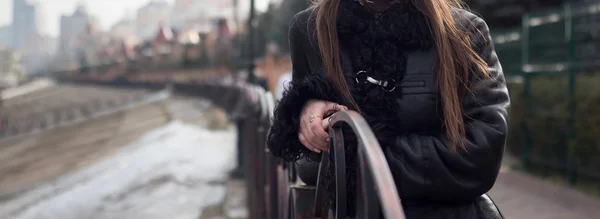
[267,73,343,162]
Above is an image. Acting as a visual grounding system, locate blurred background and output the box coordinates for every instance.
[0,0,599,219]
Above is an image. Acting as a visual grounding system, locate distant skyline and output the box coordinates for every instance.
[0,0,270,37]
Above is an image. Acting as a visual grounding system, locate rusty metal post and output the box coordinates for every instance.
[265,149,281,219]
[255,112,268,219]
[230,87,250,179]
[291,186,316,219]
[243,113,259,219]
[230,118,246,178]
[248,88,268,219]
[241,86,267,219]
[247,0,256,84]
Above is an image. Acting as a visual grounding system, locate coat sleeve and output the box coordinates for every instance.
[267,12,343,162]
[289,13,310,82]
[388,16,510,202]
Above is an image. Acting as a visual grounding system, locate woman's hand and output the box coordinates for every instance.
[299,99,347,153]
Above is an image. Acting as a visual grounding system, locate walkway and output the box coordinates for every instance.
[490,168,600,219]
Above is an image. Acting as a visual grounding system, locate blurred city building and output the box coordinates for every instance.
[8,0,56,76]
[0,46,26,89]
[11,0,39,51]
[55,4,100,71]
[76,22,110,70]
[170,0,211,33]
[39,0,241,73]
[109,19,138,42]
[207,18,234,65]
[149,25,182,66]
[172,0,237,32]
[0,26,11,47]
[136,0,170,39]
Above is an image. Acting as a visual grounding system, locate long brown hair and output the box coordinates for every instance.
[312,0,489,151]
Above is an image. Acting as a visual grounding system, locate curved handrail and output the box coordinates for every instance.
[316,111,406,219]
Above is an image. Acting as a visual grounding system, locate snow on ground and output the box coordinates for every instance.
[0,120,237,219]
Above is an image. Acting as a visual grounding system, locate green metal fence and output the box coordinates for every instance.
[492,29,522,76]
[493,2,600,188]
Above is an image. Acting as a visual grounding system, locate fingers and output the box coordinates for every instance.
[301,116,320,149]
[321,117,330,130]
[298,132,321,153]
[299,117,317,152]
[326,102,348,112]
[309,119,329,150]
[298,100,347,153]
[299,117,329,153]
[311,118,329,140]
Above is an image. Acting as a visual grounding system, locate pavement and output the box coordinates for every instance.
[200,180,248,219]
[489,157,600,219]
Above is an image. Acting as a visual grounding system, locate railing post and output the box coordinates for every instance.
[247,0,256,84]
[230,118,246,178]
[521,12,532,170]
[564,2,578,186]
[239,86,269,219]
[243,111,259,219]
[264,149,279,219]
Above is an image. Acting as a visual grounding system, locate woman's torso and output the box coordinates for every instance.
[290,2,496,218]
[299,0,447,136]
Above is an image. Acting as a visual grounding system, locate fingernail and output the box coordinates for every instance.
[326,138,330,142]
[315,149,321,153]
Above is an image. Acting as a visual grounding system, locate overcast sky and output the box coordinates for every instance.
[0,0,270,37]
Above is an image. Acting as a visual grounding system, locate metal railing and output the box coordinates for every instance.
[261,111,407,219]
[58,74,274,219]
[317,111,405,219]
[54,66,407,218]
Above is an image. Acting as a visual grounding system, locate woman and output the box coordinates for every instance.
[268,0,509,218]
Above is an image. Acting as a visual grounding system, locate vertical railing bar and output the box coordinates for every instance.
[277,163,289,219]
[355,150,365,219]
[256,90,268,219]
[565,2,578,186]
[358,144,381,219]
[332,126,347,219]
[521,11,533,171]
[313,151,331,218]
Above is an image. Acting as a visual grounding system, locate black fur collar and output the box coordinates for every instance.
[336,0,432,49]
[335,0,433,140]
